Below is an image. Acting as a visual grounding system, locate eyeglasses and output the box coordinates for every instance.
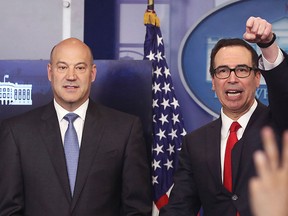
[54,62,89,73]
[213,65,256,79]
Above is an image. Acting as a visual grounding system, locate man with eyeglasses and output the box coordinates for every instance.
[160,16,288,216]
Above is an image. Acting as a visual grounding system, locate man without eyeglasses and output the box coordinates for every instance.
[0,38,152,216]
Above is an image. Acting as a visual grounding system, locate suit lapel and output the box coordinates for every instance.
[71,101,105,211]
[206,119,222,186]
[232,102,269,190]
[231,138,243,190]
[40,102,72,203]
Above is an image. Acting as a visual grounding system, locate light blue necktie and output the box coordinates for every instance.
[63,113,79,196]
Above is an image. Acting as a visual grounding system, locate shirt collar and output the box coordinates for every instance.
[54,99,89,122]
[221,99,258,138]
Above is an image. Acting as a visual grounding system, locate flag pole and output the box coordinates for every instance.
[147,0,154,11]
[144,0,159,27]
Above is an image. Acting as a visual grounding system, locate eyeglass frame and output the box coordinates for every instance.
[212,64,258,79]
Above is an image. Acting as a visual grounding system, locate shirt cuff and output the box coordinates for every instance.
[258,47,284,70]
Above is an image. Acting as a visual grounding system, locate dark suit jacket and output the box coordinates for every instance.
[0,100,152,216]
[160,52,288,216]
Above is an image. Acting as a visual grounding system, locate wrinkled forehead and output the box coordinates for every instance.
[214,46,252,67]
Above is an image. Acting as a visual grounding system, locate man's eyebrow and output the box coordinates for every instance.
[55,62,88,66]
[75,62,88,66]
[56,61,68,65]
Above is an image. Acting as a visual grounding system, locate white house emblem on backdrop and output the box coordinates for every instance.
[0,75,33,105]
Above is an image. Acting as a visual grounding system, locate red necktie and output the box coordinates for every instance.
[224,121,241,191]
[223,121,241,216]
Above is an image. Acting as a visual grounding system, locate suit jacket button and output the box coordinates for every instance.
[232,194,238,201]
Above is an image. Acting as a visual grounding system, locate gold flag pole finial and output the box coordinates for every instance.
[147,0,154,11]
[144,0,159,27]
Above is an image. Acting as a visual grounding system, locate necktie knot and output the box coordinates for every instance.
[230,121,241,133]
[64,113,79,124]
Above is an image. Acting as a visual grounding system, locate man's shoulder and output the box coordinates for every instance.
[186,118,220,139]
[89,101,138,120]
[1,103,52,126]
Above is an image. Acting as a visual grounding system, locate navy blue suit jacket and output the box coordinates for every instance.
[0,100,152,216]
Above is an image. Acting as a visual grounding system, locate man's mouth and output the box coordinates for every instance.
[226,90,242,97]
[64,84,79,89]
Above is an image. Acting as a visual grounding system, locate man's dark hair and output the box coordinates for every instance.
[209,38,259,77]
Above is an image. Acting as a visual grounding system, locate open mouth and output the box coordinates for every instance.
[226,90,242,97]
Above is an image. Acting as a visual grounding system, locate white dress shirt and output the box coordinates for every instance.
[54,99,89,147]
[220,100,257,181]
[259,46,284,70]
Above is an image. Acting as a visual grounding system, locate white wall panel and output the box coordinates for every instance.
[0,0,84,60]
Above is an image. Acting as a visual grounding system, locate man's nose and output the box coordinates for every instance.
[66,66,76,78]
[227,70,238,82]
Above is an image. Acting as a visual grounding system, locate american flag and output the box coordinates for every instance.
[143,10,186,215]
